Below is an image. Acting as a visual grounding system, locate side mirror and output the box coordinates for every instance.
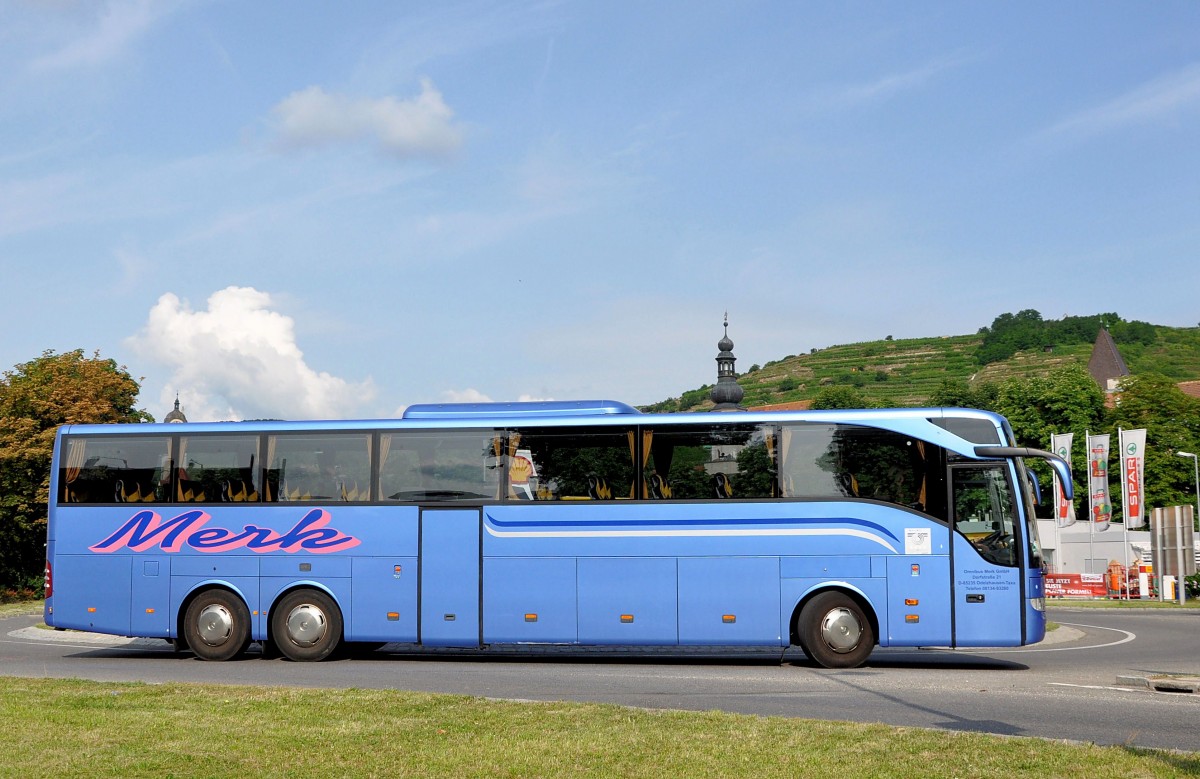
[974,446,1074,502]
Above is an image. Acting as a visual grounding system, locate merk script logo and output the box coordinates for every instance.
[89,509,361,554]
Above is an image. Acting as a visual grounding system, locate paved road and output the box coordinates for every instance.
[3,606,1198,752]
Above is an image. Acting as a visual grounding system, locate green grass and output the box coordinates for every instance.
[1048,598,1200,609]
[0,600,41,619]
[0,678,1194,778]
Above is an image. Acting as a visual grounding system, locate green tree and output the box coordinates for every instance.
[1105,374,1200,512]
[929,378,998,410]
[1109,319,1157,346]
[0,350,152,588]
[992,366,1106,447]
[990,365,1105,507]
[976,309,1048,365]
[975,310,1142,366]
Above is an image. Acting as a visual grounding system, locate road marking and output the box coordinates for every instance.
[961,623,1136,653]
[1048,683,1140,692]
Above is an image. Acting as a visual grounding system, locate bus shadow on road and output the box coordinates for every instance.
[336,644,1029,671]
[342,644,791,666]
[845,648,1031,671]
[56,641,1026,671]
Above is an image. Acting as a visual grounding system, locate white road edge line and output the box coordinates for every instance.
[1047,683,1140,692]
[959,623,1137,654]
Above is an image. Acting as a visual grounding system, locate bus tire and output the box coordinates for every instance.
[183,589,251,662]
[271,589,342,662]
[797,591,874,669]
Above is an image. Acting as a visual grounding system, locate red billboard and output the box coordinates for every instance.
[1045,573,1107,598]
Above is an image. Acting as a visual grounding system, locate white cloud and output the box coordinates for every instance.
[270,79,464,159]
[815,52,973,109]
[127,286,375,421]
[433,390,552,406]
[441,388,492,403]
[30,0,165,72]
[1040,62,1200,140]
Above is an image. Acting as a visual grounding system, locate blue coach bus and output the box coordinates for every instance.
[44,400,1071,668]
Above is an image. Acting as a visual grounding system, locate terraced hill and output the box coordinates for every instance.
[644,324,1200,413]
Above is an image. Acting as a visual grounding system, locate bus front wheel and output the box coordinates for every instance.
[183,589,251,662]
[797,591,875,669]
[271,589,342,662]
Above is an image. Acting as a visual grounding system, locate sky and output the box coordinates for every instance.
[1,1,1198,422]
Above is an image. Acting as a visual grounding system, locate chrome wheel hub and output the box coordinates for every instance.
[819,607,862,653]
[285,603,328,647]
[196,604,234,646]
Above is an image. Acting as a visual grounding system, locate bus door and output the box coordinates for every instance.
[949,463,1023,646]
[419,507,481,647]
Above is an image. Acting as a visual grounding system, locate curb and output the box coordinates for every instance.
[1116,675,1200,694]
[7,625,165,648]
[1037,625,1084,646]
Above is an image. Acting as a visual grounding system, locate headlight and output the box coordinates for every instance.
[1029,596,1045,612]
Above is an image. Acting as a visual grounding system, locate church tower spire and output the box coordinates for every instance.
[164,394,188,423]
[710,313,745,411]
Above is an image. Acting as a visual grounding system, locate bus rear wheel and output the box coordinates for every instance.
[183,589,251,661]
[797,591,875,669]
[271,589,342,662]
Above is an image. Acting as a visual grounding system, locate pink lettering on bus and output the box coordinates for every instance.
[88,509,360,554]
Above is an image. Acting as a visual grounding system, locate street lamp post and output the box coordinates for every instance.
[1173,451,1198,604]
[1178,451,1200,531]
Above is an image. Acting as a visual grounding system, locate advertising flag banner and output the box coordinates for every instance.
[1120,429,1147,529]
[1051,433,1075,528]
[1087,433,1111,532]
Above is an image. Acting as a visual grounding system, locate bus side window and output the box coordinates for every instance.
[267,433,372,502]
[378,431,499,502]
[177,434,261,503]
[779,424,946,520]
[59,436,170,504]
[643,424,774,501]
[953,465,1017,567]
[511,426,635,501]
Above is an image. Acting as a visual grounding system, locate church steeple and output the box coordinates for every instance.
[164,394,187,423]
[710,313,745,411]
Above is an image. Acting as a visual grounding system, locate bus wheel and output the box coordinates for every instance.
[797,591,874,669]
[183,589,251,662]
[271,589,342,662]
